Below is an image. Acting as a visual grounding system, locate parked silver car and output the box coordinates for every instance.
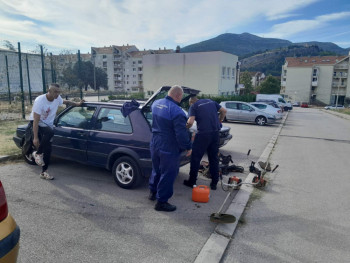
[220,101,276,126]
[250,102,283,120]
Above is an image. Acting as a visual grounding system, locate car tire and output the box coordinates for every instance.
[112,156,142,189]
[22,144,36,165]
[255,116,267,126]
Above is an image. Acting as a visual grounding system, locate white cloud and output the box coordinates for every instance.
[259,11,350,39]
[0,0,346,53]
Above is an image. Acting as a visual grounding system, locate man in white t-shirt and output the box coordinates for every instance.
[30,83,84,180]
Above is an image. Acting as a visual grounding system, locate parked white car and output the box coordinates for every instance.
[220,101,276,126]
[324,105,345,110]
[250,102,283,120]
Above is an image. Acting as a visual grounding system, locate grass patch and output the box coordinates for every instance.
[336,108,350,115]
[0,119,28,156]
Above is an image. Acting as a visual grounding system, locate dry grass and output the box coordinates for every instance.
[0,119,28,156]
[337,108,350,115]
[0,100,32,121]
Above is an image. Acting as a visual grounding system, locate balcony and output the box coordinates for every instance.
[334,64,349,69]
[332,81,347,88]
[312,81,318,86]
[281,81,286,86]
[331,87,346,95]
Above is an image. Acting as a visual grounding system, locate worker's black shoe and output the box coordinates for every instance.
[210,184,217,190]
[148,191,156,201]
[155,202,177,212]
[183,179,195,188]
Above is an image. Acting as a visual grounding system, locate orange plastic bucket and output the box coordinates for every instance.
[192,185,210,203]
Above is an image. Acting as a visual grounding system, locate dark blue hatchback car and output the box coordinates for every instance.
[13,86,232,189]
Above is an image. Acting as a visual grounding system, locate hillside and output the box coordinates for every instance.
[180,33,349,76]
[181,33,292,56]
[181,33,348,57]
[240,45,332,76]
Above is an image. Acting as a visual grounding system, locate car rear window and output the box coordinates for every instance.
[96,108,132,133]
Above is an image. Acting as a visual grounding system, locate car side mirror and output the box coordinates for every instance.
[249,108,254,112]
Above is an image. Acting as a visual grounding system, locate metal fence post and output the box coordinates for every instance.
[18,42,25,119]
[5,55,11,104]
[26,54,32,105]
[41,45,46,93]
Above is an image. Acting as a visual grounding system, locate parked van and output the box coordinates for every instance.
[256,94,292,111]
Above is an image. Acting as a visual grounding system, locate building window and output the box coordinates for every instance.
[103,55,107,59]
[227,68,230,78]
[103,62,107,67]
[222,67,226,78]
[133,81,136,84]
[333,72,336,77]
[138,60,142,64]
[232,70,235,78]
[138,67,142,71]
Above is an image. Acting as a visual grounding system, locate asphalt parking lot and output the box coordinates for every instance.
[0,119,281,263]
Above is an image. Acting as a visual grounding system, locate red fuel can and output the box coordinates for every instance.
[192,185,210,203]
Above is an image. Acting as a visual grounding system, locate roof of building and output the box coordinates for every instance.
[113,45,137,52]
[91,46,114,54]
[151,48,174,54]
[128,50,153,58]
[285,56,347,67]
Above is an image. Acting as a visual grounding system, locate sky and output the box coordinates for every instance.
[0,0,350,54]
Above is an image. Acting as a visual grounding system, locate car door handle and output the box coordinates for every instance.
[76,131,86,136]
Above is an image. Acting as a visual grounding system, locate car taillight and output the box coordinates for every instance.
[0,181,9,221]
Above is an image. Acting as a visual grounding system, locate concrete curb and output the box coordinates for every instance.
[0,154,22,163]
[194,112,289,263]
[321,109,350,121]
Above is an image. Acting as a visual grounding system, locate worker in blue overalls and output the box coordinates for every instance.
[149,85,192,212]
[184,96,227,190]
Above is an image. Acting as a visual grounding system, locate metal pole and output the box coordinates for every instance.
[78,50,82,99]
[40,45,46,93]
[26,54,32,105]
[5,55,11,104]
[336,78,340,108]
[93,55,97,101]
[50,53,55,83]
[18,42,25,119]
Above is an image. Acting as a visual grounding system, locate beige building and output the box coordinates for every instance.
[281,55,349,105]
[143,51,239,96]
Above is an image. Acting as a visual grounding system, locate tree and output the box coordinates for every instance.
[60,67,79,90]
[3,40,16,51]
[259,75,281,94]
[240,71,253,94]
[95,67,108,90]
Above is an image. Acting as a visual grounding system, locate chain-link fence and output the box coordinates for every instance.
[0,40,115,120]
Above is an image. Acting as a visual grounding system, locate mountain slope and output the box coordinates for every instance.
[181,33,292,56]
[181,33,348,57]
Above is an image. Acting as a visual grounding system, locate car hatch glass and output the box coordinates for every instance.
[57,106,96,129]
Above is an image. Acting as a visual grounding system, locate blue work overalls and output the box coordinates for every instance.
[149,96,191,203]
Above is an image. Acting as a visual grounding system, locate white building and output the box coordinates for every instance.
[281,55,349,105]
[143,51,239,96]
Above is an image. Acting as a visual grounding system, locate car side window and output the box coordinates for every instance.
[57,106,96,129]
[241,104,252,111]
[95,108,132,134]
[226,102,238,109]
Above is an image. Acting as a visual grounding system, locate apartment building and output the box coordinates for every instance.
[142,51,239,96]
[0,48,43,94]
[91,45,173,92]
[281,55,349,105]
